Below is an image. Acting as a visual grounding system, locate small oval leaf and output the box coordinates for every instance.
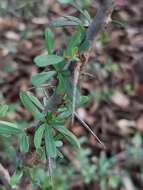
[26,91,44,110]
[62,15,83,25]
[20,92,43,120]
[34,124,45,150]
[45,124,57,158]
[34,54,64,67]
[45,28,54,54]
[19,133,29,154]
[0,121,22,135]
[53,125,80,148]
[31,71,56,86]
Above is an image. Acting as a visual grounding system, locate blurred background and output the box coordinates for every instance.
[0,0,143,189]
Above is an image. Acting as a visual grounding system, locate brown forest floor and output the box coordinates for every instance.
[0,0,143,189]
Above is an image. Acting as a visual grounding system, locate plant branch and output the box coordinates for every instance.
[74,112,106,149]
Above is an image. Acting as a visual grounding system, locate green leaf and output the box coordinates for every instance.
[83,10,91,23]
[31,167,46,184]
[10,170,23,188]
[34,124,45,150]
[45,124,57,158]
[55,140,63,147]
[108,175,120,189]
[65,79,73,99]
[72,47,78,57]
[79,95,90,106]
[66,30,82,55]
[57,150,64,159]
[20,92,43,120]
[19,133,29,154]
[53,125,80,148]
[34,54,64,67]
[62,15,83,25]
[52,18,83,27]
[58,0,72,4]
[26,91,44,110]
[0,121,22,135]
[57,107,71,119]
[57,73,65,93]
[45,28,54,54]
[70,1,91,23]
[0,104,9,117]
[31,71,56,86]
[132,133,142,147]
[79,31,90,51]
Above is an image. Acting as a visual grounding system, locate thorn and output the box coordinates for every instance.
[72,62,81,125]
[74,112,106,149]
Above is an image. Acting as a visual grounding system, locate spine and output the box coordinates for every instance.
[72,61,82,125]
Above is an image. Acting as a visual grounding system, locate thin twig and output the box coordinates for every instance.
[72,61,82,125]
[74,112,106,149]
